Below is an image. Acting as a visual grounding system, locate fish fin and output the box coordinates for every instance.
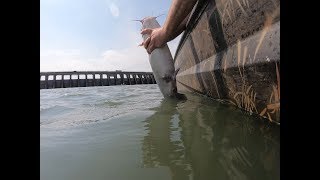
[162,74,172,82]
[172,68,180,81]
[163,68,180,82]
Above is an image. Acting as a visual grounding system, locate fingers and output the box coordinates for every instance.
[141,28,153,35]
[138,37,152,54]
[139,28,156,54]
[147,42,155,54]
[138,37,150,49]
[143,37,151,49]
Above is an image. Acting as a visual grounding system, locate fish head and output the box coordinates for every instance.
[159,69,180,98]
[141,16,160,30]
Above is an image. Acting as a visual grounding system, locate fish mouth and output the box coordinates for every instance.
[133,14,164,25]
[132,17,153,24]
[141,17,155,24]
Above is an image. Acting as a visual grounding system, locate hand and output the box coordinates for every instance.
[139,27,169,54]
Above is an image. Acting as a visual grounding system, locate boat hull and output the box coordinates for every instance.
[174,0,280,123]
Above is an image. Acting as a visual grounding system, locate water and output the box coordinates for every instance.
[40,85,279,180]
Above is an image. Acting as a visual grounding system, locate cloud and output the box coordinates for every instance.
[40,49,96,72]
[109,2,119,17]
[40,30,182,72]
[40,0,183,73]
[40,46,151,72]
[101,47,150,71]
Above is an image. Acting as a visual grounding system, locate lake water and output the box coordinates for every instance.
[40,84,279,180]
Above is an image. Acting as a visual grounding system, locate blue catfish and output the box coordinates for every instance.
[135,16,185,99]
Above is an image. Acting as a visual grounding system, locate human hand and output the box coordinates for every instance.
[139,27,169,54]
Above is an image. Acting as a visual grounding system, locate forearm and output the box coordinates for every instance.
[163,0,198,40]
[167,13,190,41]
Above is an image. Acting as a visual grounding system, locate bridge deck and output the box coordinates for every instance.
[40,71,156,89]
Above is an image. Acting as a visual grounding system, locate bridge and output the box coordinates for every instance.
[40,71,156,89]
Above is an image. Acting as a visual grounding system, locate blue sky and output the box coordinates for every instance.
[40,0,181,72]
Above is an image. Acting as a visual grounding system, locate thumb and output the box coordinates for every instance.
[141,28,153,35]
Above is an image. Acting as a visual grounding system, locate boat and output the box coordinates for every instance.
[173,0,280,123]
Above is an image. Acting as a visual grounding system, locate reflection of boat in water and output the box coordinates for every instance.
[174,0,280,123]
[142,94,280,180]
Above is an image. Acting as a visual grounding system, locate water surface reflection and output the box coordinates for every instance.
[142,94,279,180]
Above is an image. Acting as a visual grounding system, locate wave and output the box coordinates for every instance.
[40,105,75,116]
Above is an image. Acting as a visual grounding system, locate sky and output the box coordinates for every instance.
[40,0,181,72]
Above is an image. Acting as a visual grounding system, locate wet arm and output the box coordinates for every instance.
[167,12,191,41]
[163,0,198,41]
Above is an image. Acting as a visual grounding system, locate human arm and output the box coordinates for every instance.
[140,0,197,54]
[167,12,190,42]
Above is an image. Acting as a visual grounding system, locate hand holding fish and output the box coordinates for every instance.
[140,27,169,54]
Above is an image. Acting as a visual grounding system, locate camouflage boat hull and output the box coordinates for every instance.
[174,0,280,123]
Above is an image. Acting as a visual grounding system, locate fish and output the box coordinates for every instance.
[135,16,186,100]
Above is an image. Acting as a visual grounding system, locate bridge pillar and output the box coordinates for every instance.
[137,75,139,84]
[124,74,127,85]
[145,74,150,84]
[142,74,145,84]
[131,74,134,85]
[133,74,137,84]
[45,75,48,89]
[145,74,148,84]
[149,74,153,84]
[127,74,131,85]
[120,73,124,85]
[140,74,143,84]
[77,74,80,87]
[85,74,88,87]
[53,75,56,88]
[107,74,110,86]
[69,75,72,87]
[151,74,156,84]
[61,75,64,88]
[93,74,95,86]
[141,74,144,84]
[133,74,138,84]
[100,74,103,86]
[150,74,153,84]
[137,74,142,84]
